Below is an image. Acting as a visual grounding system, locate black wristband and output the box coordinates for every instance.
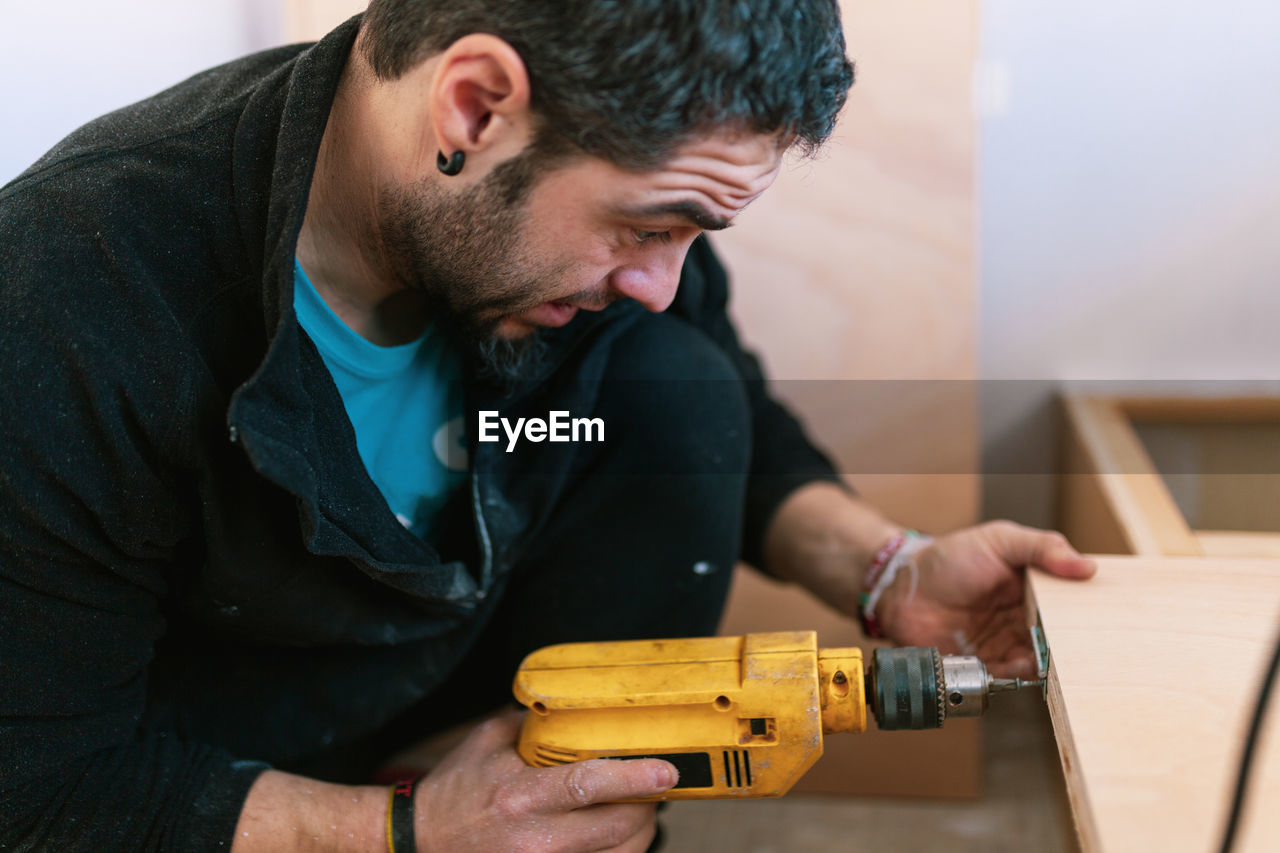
[386,776,419,853]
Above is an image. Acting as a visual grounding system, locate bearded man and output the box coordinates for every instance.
[0,1,1094,850]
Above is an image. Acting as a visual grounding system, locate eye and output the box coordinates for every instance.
[632,229,673,245]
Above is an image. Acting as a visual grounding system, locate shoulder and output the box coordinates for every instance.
[0,46,304,363]
[3,43,306,197]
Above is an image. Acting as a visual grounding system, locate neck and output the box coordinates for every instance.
[296,53,430,347]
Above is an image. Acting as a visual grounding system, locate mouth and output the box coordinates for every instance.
[516,299,580,329]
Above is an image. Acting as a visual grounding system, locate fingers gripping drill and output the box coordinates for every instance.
[512,631,1040,800]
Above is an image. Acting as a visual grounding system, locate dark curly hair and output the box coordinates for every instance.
[360,0,855,170]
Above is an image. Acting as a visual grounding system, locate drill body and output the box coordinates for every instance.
[514,631,863,798]
[513,630,1030,800]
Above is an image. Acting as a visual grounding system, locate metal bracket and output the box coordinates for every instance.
[1030,608,1050,695]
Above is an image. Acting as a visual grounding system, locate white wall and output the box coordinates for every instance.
[978,0,1280,523]
[0,0,284,184]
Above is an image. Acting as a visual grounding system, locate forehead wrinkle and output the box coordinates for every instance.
[666,153,780,195]
[646,172,771,219]
[619,134,784,221]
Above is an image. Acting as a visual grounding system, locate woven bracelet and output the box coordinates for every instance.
[858,530,932,639]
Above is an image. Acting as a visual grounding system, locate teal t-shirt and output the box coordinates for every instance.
[293,260,467,540]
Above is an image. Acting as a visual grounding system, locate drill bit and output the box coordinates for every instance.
[988,676,1045,693]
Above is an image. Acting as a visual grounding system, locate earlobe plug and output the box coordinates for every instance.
[437,150,466,176]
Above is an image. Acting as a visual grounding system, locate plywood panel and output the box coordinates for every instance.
[1197,531,1280,559]
[1058,397,1201,556]
[1119,396,1280,423]
[1062,396,1280,557]
[1060,431,1135,556]
[1029,557,1280,853]
[1135,422,1280,533]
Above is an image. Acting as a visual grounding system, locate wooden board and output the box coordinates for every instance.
[1059,396,1202,556]
[1060,395,1280,558]
[1196,531,1280,559]
[1134,424,1280,533]
[1029,557,1280,853]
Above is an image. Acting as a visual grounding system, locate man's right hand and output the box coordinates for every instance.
[416,710,677,852]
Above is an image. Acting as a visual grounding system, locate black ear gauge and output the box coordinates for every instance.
[437,150,466,176]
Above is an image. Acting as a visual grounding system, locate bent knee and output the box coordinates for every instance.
[593,314,750,475]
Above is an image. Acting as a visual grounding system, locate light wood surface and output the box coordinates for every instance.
[1029,557,1280,853]
[1136,424,1280,534]
[1196,531,1280,559]
[1059,396,1202,556]
[1060,395,1280,558]
[1118,396,1280,424]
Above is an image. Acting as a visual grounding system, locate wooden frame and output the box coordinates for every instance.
[1059,395,1280,557]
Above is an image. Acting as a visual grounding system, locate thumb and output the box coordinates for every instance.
[987,522,1097,579]
[534,758,677,811]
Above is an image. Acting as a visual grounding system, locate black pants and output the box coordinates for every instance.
[337,312,754,774]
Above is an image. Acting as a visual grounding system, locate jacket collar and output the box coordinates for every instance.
[228,15,360,446]
[222,16,637,601]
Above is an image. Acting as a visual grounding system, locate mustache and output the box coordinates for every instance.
[473,284,622,322]
[558,289,621,311]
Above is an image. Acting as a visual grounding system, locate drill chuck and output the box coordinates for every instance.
[868,647,1038,730]
[868,647,944,730]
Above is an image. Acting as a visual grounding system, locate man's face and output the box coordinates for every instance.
[379,130,784,355]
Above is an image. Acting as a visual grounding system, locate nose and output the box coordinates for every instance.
[607,245,688,313]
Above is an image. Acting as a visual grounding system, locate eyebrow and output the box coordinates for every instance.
[612,201,733,232]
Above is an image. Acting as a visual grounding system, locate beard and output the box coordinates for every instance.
[378,151,567,386]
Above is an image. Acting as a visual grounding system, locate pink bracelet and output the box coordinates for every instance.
[858,530,930,638]
[863,533,907,594]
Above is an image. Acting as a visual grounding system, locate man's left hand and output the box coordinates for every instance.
[874,521,1095,678]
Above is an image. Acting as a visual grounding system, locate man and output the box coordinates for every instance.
[0,1,1094,850]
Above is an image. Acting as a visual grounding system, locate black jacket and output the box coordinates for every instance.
[0,16,838,851]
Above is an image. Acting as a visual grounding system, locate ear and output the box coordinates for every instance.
[429,34,533,171]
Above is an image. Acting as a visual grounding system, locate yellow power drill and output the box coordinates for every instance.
[512,630,1039,799]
